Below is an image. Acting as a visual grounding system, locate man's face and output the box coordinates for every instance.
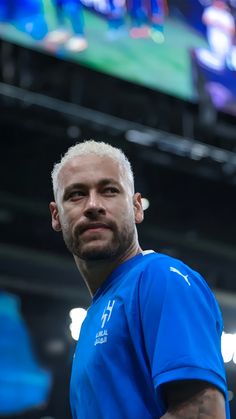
[50,154,143,261]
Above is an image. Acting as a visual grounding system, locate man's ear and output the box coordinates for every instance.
[49,202,62,232]
[133,193,144,224]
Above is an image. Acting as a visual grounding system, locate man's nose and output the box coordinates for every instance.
[83,192,105,217]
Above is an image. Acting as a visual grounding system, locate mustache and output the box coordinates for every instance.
[75,220,116,235]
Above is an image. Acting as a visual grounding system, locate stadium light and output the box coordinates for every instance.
[221,332,236,364]
[69,308,87,341]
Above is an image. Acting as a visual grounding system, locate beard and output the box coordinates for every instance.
[62,220,136,261]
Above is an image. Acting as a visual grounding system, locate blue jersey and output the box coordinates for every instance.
[70,251,230,419]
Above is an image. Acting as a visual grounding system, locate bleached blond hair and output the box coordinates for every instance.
[51,140,135,201]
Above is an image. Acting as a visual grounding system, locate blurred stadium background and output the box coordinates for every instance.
[0,0,236,418]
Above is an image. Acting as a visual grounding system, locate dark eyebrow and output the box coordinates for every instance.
[98,179,121,187]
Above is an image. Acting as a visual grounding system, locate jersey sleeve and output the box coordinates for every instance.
[138,257,228,413]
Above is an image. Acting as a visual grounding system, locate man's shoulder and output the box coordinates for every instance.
[139,251,210,293]
[133,252,180,289]
[140,251,193,274]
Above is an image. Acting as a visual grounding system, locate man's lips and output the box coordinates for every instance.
[79,223,111,234]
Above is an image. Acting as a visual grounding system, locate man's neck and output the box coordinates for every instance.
[74,243,142,297]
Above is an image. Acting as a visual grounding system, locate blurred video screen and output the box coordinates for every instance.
[0,0,236,116]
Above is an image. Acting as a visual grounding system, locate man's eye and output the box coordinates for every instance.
[69,191,85,199]
[104,187,119,194]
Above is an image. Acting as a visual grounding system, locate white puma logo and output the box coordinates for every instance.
[170,267,191,286]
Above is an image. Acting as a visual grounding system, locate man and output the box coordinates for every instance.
[45,0,87,52]
[50,140,230,419]
[202,0,235,70]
